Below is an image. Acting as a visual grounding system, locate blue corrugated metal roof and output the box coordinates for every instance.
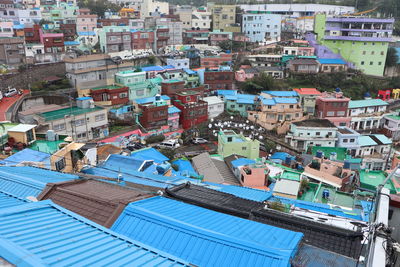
[262,91,298,97]
[142,66,165,72]
[0,166,78,199]
[358,136,377,146]
[0,191,28,210]
[168,106,181,114]
[274,98,298,104]
[373,134,392,145]
[317,58,346,65]
[0,200,188,266]
[395,48,400,64]
[183,68,196,75]
[64,41,80,45]
[76,96,92,100]
[112,196,303,267]
[0,148,50,167]
[217,90,237,96]
[130,147,169,163]
[271,152,295,162]
[231,158,256,168]
[77,31,96,36]
[203,182,272,201]
[135,95,170,104]
[103,154,150,172]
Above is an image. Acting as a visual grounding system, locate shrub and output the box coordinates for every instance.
[146,134,165,144]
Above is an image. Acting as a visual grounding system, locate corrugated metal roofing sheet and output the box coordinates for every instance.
[112,196,303,267]
[0,191,27,210]
[0,148,50,166]
[231,158,256,168]
[348,99,388,109]
[202,182,272,201]
[262,91,298,97]
[0,200,187,266]
[168,106,181,114]
[0,166,79,200]
[130,147,169,163]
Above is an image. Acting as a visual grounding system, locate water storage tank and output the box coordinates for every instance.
[285,155,292,165]
[322,189,330,199]
[330,152,337,161]
[316,150,323,158]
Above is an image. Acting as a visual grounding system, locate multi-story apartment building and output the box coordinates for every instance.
[136,94,169,129]
[1,8,41,25]
[76,8,97,33]
[131,30,154,49]
[382,111,400,141]
[175,5,192,29]
[65,54,133,91]
[155,27,169,50]
[0,37,26,67]
[98,26,131,53]
[348,99,388,132]
[315,89,351,127]
[41,32,64,53]
[89,85,129,106]
[129,19,145,30]
[200,53,232,68]
[183,30,209,45]
[172,91,208,129]
[98,18,129,27]
[115,70,159,101]
[247,92,305,134]
[314,14,394,76]
[33,97,109,142]
[285,119,338,151]
[293,88,321,114]
[156,18,182,45]
[242,12,282,42]
[192,8,211,30]
[204,69,234,95]
[60,23,76,41]
[0,20,13,37]
[208,4,236,32]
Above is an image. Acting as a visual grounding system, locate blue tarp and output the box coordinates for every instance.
[0,149,50,168]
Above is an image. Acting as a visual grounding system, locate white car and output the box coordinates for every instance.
[156,140,180,149]
[192,138,208,144]
[4,88,19,97]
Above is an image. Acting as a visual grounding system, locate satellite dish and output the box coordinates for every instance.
[259,136,263,140]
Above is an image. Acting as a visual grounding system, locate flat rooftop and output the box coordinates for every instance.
[29,140,65,154]
[293,119,336,128]
[39,106,103,121]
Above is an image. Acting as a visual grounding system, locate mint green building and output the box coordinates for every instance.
[314,14,394,76]
[218,130,260,159]
[115,70,159,101]
[98,26,131,53]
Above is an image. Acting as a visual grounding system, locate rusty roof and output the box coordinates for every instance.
[37,179,154,227]
[63,54,110,63]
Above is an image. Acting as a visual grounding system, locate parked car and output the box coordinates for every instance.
[155,139,180,149]
[192,138,208,144]
[4,88,19,97]
[126,142,146,151]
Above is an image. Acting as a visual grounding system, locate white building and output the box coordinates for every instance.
[348,99,388,132]
[175,6,192,29]
[166,58,189,69]
[129,19,145,30]
[239,4,354,17]
[285,119,338,152]
[203,96,224,119]
[382,112,400,141]
[33,97,109,142]
[358,134,392,171]
[242,13,282,43]
[191,9,211,30]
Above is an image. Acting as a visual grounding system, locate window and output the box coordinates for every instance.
[123,35,130,41]
[74,119,85,126]
[350,138,355,142]
[370,61,373,65]
[361,61,365,65]
[337,111,345,116]
[77,132,86,139]
[242,146,247,151]
[362,51,366,55]
[371,51,375,55]
[289,105,294,108]
[381,51,385,55]
[316,132,320,136]
[343,139,348,143]
[95,114,105,121]
[378,62,382,65]
[53,123,66,132]
[55,157,66,171]
[119,92,128,98]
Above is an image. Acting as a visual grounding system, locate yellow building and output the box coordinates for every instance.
[50,142,86,173]
[119,8,136,18]
[208,4,236,32]
[392,89,400,100]
[7,124,36,145]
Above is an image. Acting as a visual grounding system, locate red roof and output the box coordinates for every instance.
[293,88,322,95]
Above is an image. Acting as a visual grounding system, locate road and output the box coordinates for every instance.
[0,90,30,121]
[175,142,218,157]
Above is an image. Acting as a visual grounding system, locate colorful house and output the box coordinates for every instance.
[217,130,260,159]
[115,70,159,101]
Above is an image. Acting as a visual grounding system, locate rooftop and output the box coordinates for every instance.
[39,106,104,121]
[293,119,336,128]
[348,99,388,109]
[29,139,65,154]
[317,58,346,65]
[311,146,347,161]
[38,179,154,227]
[262,91,298,97]
[7,124,36,133]
[112,196,303,267]
[0,148,50,167]
[293,88,322,95]
[166,183,364,258]
[0,200,188,266]
[90,85,127,90]
[360,170,397,194]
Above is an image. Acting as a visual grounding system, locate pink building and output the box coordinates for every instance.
[76,8,98,33]
[240,163,269,189]
[315,89,351,127]
[235,65,259,82]
[0,21,13,37]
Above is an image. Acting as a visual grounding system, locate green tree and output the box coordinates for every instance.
[77,0,121,17]
[148,55,156,65]
[241,73,275,94]
[394,21,400,36]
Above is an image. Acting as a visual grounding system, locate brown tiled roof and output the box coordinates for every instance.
[97,144,122,162]
[37,179,154,227]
